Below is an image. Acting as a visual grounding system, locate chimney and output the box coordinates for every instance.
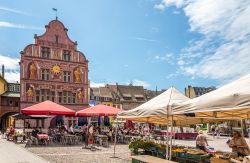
[2,64,4,78]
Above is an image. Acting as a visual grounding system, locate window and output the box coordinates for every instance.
[58,91,74,104]
[36,90,55,102]
[62,91,72,104]
[51,91,55,102]
[41,47,50,58]
[63,91,67,103]
[95,96,100,101]
[63,50,71,61]
[58,92,62,103]
[72,93,76,104]
[63,71,71,82]
[41,69,50,80]
[41,90,45,102]
[104,97,110,101]
[36,90,40,102]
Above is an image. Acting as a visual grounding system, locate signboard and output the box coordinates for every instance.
[89,100,97,106]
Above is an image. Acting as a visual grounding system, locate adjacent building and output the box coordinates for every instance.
[0,66,20,130]
[90,84,164,110]
[185,85,216,98]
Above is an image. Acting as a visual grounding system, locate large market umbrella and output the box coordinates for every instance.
[21,100,75,115]
[173,74,250,119]
[117,87,190,124]
[76,104,123,158]
[75,104,123,116]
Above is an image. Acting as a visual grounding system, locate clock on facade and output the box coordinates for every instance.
[51,65,61,75]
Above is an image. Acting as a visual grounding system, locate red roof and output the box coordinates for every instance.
[21,100,75,116]
[76,104,123,116]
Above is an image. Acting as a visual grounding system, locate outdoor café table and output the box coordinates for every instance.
[63,134,76,145]
[97,135,108,147]
[131,155,177,163]
[37,134,49,145]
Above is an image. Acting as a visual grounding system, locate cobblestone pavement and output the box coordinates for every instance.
[8,135,250,163]
[20,144,131,163]
[174,135,250,152]
[0,137,49,163]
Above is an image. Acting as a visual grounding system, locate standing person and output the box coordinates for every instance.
[247,126,250,139]
[229,131,250,156]
[196,130,208,151]
[211,124,216,139]
[215,126,220,138]
[196,125,201,132]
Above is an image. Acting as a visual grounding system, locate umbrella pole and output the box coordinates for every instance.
[111,119,118,158]
[169,115,173,161]
[241,119,244,137]
[166,118,169,160]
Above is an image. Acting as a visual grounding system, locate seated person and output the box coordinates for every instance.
[74,124,79,129]
[68,124,74,134]
[30,128,39,144]
[229,131,250,156]
[8,126,15,135]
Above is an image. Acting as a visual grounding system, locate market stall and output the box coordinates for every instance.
[173,74,250,119]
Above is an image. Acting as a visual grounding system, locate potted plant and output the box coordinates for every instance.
[13,132,25,143]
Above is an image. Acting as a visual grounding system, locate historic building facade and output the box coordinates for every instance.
[185,85,216,99]
[20,19,89,111]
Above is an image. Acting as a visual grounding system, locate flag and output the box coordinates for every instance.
[52,8,57,11]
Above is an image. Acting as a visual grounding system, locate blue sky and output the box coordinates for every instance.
[0,0,250,92]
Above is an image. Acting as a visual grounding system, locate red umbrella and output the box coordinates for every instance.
[21,100,75,116]
[76,104,123,116]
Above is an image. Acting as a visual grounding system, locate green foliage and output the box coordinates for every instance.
[14,132,25,137]
[128,139,166,153]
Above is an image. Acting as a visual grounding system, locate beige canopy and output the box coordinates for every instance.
[118,87,193,124]
[173,74,250,119]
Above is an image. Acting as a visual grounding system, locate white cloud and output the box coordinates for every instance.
[90,81,106,88]
[0,21,42,30]
[156,0,250,82]
[154,53,175,64]
[131,79,151,88]
[0,6,29,15]
[0,55,19,70]
[165,72,179,79]
[0,54,20,82]
[4,71,20,83]
[154,0,185,11]
[130,37,159,42]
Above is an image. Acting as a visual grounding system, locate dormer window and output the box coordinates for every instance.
[41,47,50,58]
[63,50,71,61]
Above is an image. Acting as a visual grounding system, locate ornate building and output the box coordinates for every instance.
[20,19,89,111]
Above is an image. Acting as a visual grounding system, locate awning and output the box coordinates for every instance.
[12,113,51,119]
[21,100,75,116]
[118,87,190,124]
[173,74,250,119]
[76,104,123,116]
